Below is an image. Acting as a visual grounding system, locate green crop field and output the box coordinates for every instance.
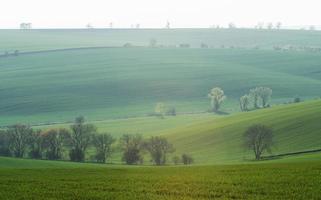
[35,100,321,164]
[1,29,321,199]
[0,156,320,200]
[1,45,321,125]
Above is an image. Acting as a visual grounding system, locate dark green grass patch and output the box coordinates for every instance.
[0,161,320,200]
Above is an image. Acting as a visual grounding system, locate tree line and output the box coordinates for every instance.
[0,116,193,165]
[208,86,273,113]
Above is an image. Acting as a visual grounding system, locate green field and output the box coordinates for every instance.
[1,29,321,52]
[35,100,321,164]
[1,29,321,199]
[1,46,321,125]
[0,156,320,200]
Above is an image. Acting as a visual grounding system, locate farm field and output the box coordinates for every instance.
[0,156,320,200]
[1,46,321,125]
[1,28,321,200]
[32,100,321,165]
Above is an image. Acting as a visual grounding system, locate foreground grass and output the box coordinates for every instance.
[0,160,320,199]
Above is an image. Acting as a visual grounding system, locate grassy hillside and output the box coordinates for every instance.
[0,156,320,199]
[1,47,321,124]
[1,29,321,52]
[166,100,321,164]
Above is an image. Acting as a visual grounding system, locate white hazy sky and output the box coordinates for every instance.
[0,0,320,29]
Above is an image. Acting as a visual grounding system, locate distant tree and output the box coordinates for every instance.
[0,130,10,156]
[155,102,166,118]
[201,43,209,48]
[255,22,264,29]
[276,22,282,30]
[166,107,176,116]
[240,94,250,112]
[14,50,19,56]
[181,153,193,165]
[309,25,316,31]
[42,128,69,160]
[244,124,273,160]
[120,134,143,165]
[29,130,43,159]
[166,21,170,29]
[144,136,175,165]
[172,155,181,165]
[250,88,260,108]
[228,22,236,29]
[208,87,226,112]
[267,22,273,30]
[149,38,157,48]
[123,43,133,48]
[7,124,33,158]
[69,116,96,162]
[92,133,115,163]
[293,97,301,103]
[257,87,272,108]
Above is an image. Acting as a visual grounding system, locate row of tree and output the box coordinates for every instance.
[0,116,193,165]
[207,86,272,113]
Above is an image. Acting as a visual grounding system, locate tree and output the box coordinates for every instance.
[181,154,193,165]
[172,155,181,165]
[144,136,175,165]
[257,87,272,108]
[267,22,273,30]
[250,88,260,108]
[240,95,250,112]
[92,133,115,163]
[155,102,166,118]
[276,22,282,30]
[120,134,143,165]
[7,124,33,158]
[0,130,10,156]
[42,128,69,160]
[244,124,273,160]
[29,130,43,159]
[149,38,157,48]
[208,87,226,112]
[166,107,176,116]
[228,22,236,29]
[69,116,96,162]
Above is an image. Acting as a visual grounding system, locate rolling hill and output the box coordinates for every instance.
[164,100,321,164]
[1,47,321,125]
[1,29,321,52]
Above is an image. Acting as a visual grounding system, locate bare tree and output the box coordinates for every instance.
[155,102,166,118]
[120,134,143,165]
[250,88,260,108]
[181,153,193,165]
[208,87,226,112]
[7,124,33,158]
[244,124,273,160]
[92,133,115,163]
[267,22,273,30]
[29,130,43,159]
[240,94,250,111]
[228,22,236,29]
[275,22,282,30]
[257,87,272,108]
[0,130,10,156]
[69,116,96,162]
[42,128,69,160]
[149,38,157,48]
[144,136,175,165]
